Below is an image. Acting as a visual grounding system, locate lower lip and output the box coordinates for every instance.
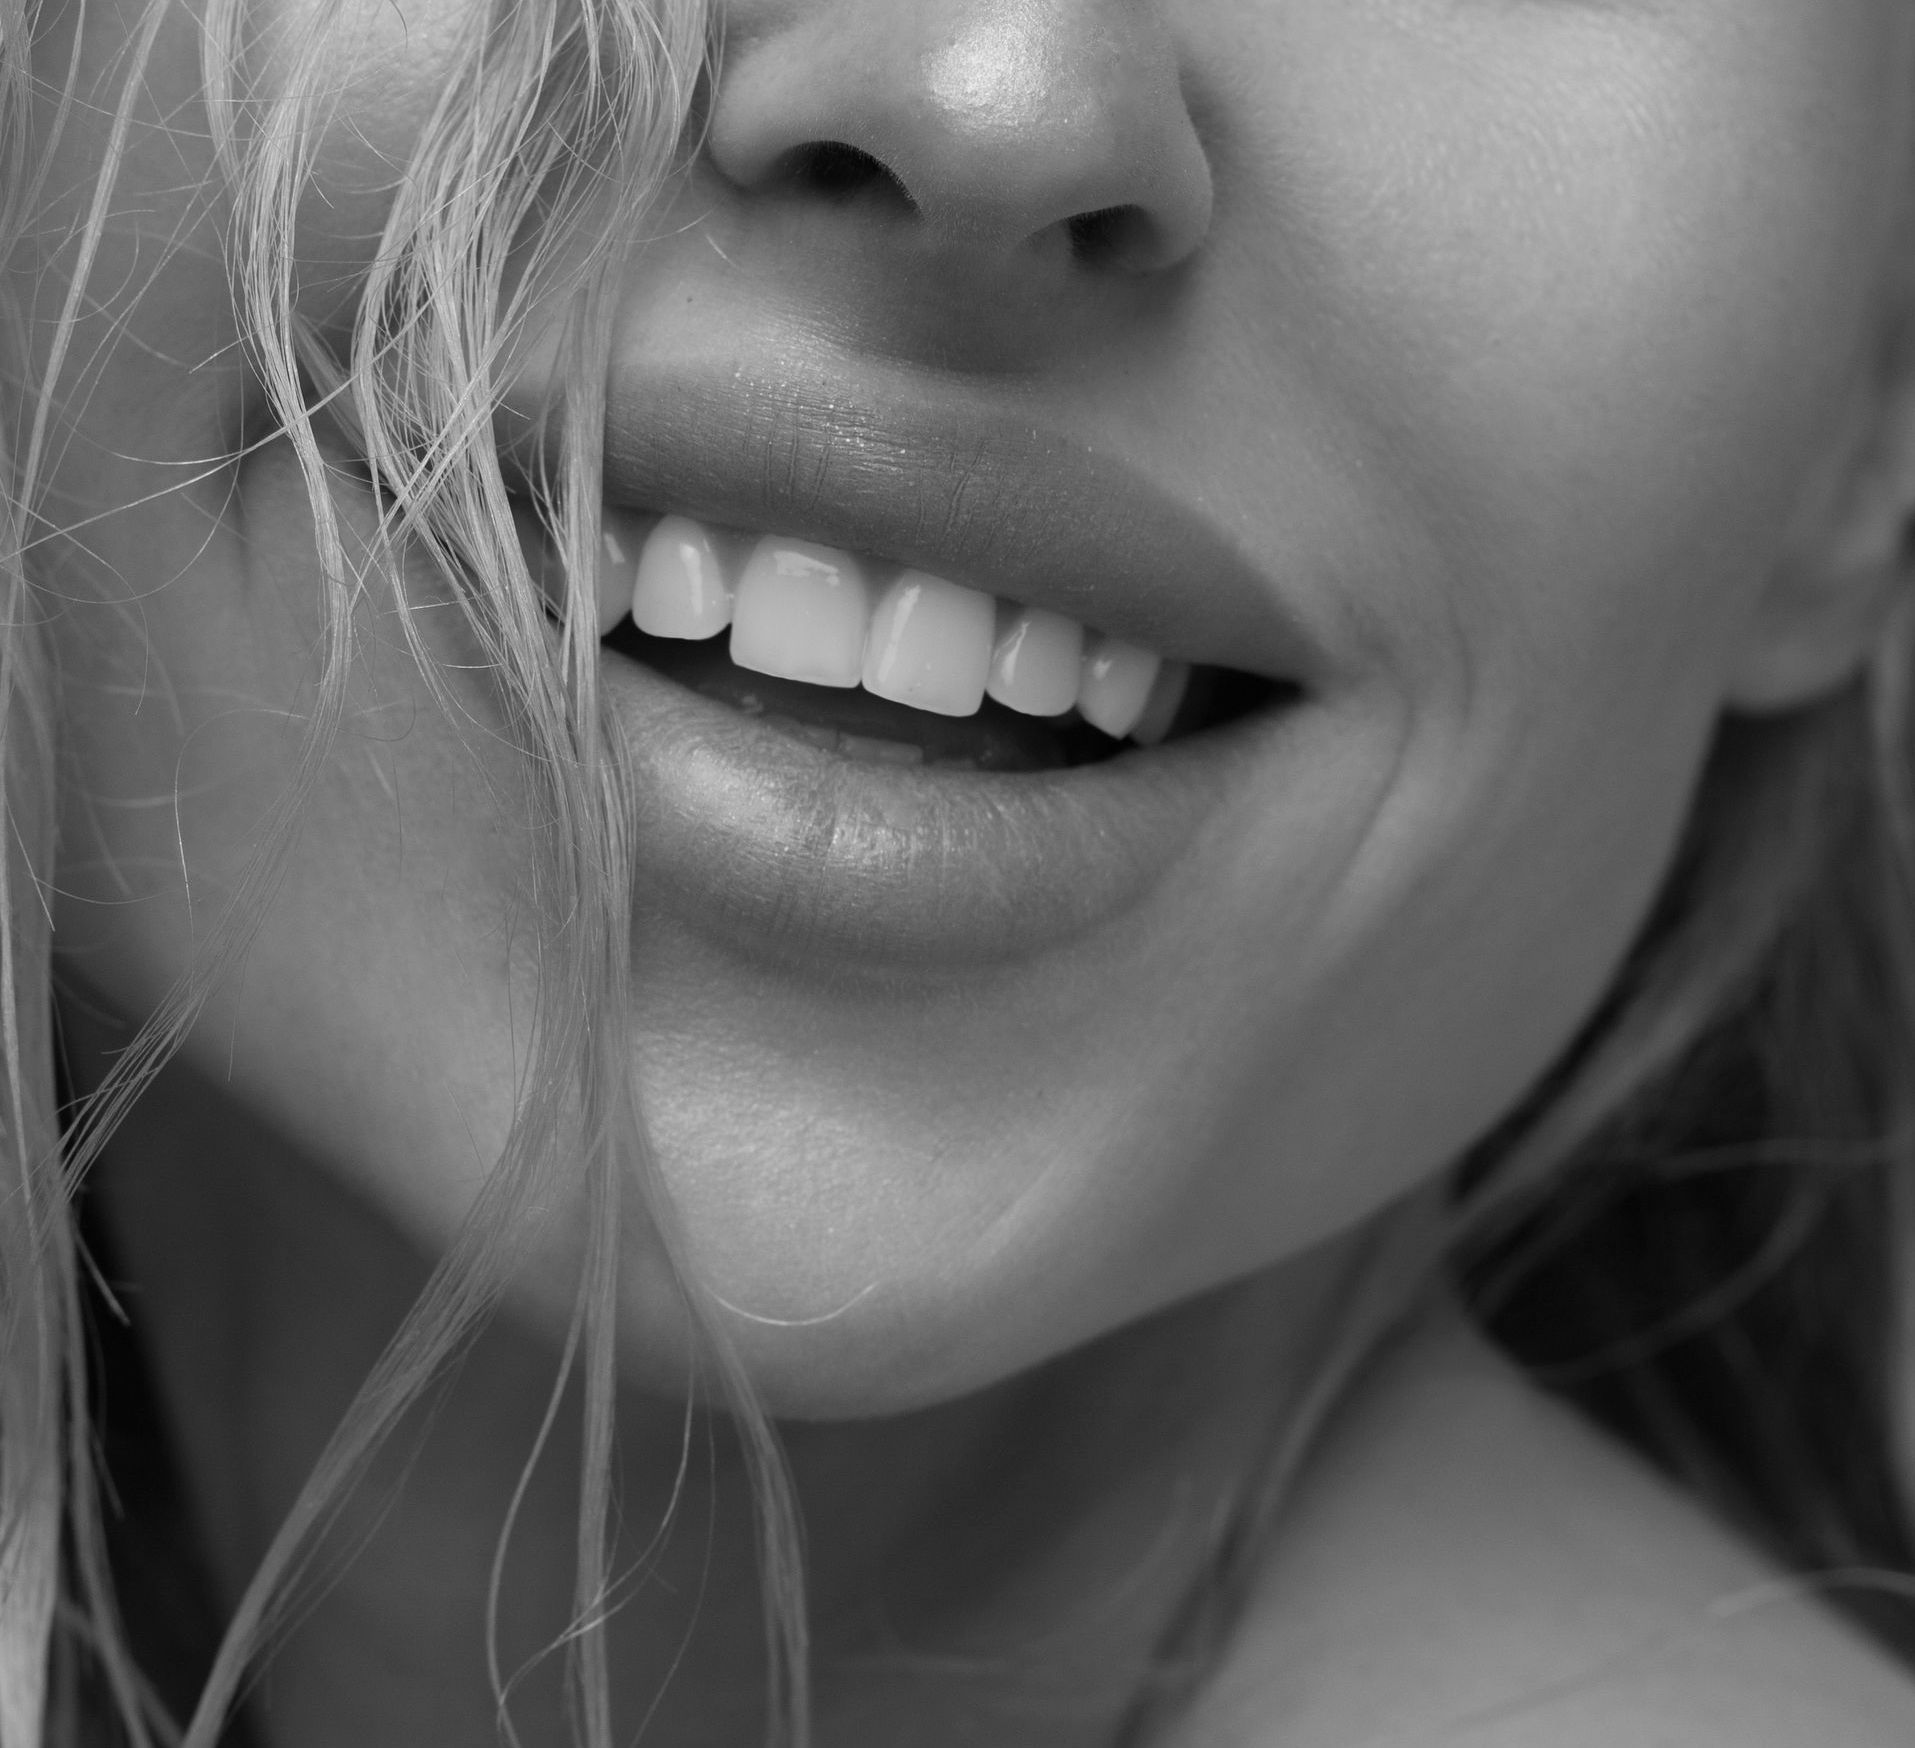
[601,646,1301,970]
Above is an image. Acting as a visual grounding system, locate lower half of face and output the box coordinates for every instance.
[39,0,1915,1413]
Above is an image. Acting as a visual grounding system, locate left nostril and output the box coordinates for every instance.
[775,141,919,215]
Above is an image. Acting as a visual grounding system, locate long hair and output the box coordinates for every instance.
[3,0,806,1743]
[0,3,1911,1747]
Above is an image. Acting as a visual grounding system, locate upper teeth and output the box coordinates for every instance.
[574,509,1189,746]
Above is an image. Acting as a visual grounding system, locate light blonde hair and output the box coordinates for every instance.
[1,3,1913,1747]
[4,0,805,1743]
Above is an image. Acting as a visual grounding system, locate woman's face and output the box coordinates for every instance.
[37,0,1915,1410]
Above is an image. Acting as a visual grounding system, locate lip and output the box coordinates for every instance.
[608,652,1302,970]
[580,364,1328,685]
[525,360,1324,969]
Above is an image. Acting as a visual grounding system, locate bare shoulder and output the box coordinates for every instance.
[1162,1309,1915,1748]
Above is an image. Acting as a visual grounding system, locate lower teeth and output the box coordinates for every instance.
[774,717,930,767]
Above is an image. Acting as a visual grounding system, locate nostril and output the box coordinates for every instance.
[1066,206,1154,269]
[774,141,919,214]
[706,13,1214,272]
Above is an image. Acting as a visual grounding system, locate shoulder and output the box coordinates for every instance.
[1162,1306,1915,1748]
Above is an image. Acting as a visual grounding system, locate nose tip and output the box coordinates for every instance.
[707,1,1214,274]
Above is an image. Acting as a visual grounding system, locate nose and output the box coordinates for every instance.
[707,0,1214,274]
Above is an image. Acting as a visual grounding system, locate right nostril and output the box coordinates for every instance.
[1066,205,1156,271]
[775,141,919,214]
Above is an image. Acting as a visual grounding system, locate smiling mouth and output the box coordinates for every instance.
[495,366,1322,964]
[547,506,1287,774]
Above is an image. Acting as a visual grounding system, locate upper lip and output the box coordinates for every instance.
[540,362,1325,686]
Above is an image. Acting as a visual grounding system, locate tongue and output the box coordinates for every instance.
[609,626,1118,771]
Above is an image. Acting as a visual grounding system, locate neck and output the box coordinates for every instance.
[77,1028,1397,1748]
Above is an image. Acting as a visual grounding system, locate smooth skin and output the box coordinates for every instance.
[28,0,1915,1740]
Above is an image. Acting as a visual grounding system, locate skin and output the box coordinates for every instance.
[25,0,1915,1740]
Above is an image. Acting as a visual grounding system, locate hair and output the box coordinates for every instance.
[2,0,810,1742]
[0,3,1912,1747]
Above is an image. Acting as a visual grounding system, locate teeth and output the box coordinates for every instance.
[1077,636,1162,740]
[596,510,1200,745]
[988,604,1083,718]
[864,571,995,716]
[596,508,651,636]
[631,514,731,639]
[513,505,664,638]
[730,537,872,688]
[1130,661,1191,747]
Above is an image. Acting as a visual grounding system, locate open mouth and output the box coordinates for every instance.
[496,374,1327,962]
[543,507,1287,774]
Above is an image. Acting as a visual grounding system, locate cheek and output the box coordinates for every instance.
[1220,0,1910,690]
[244,0,473,324]
[1346,7,1909,1000]
[1121,680,1709,1302]
[49,448,543,1267]
[1099,2,1914,1287]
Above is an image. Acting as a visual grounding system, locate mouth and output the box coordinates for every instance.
[531,507,1286,775]
[505,366,1322,969]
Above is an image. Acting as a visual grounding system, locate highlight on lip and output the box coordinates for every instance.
[560,503,1192,745]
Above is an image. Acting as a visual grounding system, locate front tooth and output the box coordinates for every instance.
[1077,635,1163,739]
[987,604,1083,717]
[630,514,731,639]
[863,570,994,716]
[730,537,872,687]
